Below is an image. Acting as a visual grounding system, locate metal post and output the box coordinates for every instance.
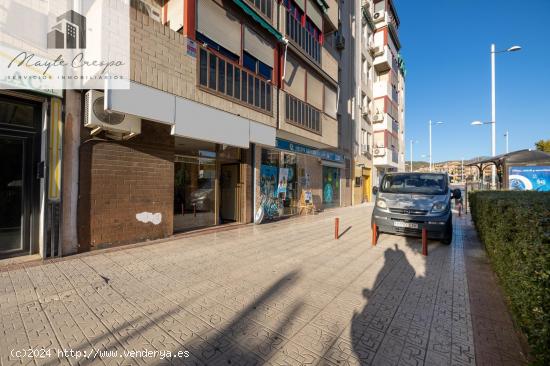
[335,218,339,240]
[372,223,378,246]
[491,44,497,188]
[505,131,509,153]
[429,120,432,172]
[422,228,427,256]
[410,139,413,172]
[461,158,464,183]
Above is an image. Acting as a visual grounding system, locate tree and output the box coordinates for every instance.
[535,139,550,153]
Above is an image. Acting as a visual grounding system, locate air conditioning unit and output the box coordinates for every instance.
[84,90,141,140]
[336,34,346,50]
[371,45,383,56]
[131,0,162,23]
[372,113,383,123]
[373,11,385,23]
[373,147,385,157]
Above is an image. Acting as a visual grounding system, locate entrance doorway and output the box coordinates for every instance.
[363,169,372,202]
[0,97,41,259]
[220,164,240,222]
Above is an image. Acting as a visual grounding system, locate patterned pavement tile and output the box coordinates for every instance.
[0,206,529,365]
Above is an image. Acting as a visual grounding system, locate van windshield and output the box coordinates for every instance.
[380,174,448,195]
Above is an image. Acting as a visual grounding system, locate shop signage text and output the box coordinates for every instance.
[276,139,344,163]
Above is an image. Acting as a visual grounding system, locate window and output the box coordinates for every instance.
[198,46,273,114]
[243,52,273,81]
[196,32,239,62]
[245,0,273,20]
[243,52,257,73]
[285,93,321,133]
[283,0,322,64]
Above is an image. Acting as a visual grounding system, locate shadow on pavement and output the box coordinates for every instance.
[187,269,303,364]
[350,235,444,365]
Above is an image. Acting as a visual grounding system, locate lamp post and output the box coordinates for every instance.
[429,120,444,172]
[410,139,419,172]
[461,157,464,184]
[488,44,521,188]
[504,131,509,153]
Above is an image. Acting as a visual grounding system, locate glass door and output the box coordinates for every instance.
[174,156,216,232]
[0,137,25,255]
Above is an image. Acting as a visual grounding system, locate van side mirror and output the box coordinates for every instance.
[372,186,378,195]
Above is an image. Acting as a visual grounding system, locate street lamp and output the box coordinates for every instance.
[409,139,419,172]
[504,131,510,153]
[429,120,444,172]
[488,43,521,188]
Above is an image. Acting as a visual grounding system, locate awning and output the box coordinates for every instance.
[232,0,284,42]
[315,0,329,13]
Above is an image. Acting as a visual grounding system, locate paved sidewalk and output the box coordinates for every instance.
[0,205,526,365]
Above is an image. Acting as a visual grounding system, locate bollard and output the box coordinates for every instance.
[334,218,339,240]
[422,227,428,256]
[372,223,378,246]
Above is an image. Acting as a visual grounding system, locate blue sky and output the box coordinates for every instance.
[395,0,550,162]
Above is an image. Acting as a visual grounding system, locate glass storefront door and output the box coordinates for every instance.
[0,137,25,254]
[174,156,216,232]
[322,166,340,208]
[0,97,40,258]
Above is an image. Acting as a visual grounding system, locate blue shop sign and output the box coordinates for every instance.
[276,139,344,163]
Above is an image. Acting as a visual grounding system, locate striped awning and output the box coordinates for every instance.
[232,0,284,41]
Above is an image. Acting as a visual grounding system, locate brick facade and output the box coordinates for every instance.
[78,121,174,251]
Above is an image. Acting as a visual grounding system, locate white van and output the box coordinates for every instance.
[371,172,458,244]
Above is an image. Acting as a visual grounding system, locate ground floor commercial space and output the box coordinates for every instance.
[77,120,255,251]
[0,90,63,260]
[255,139,347,216]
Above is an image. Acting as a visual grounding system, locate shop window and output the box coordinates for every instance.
[323,166,340,207]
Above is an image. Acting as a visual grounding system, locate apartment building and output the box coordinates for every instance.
[364,0,406,193]
[64,0,343,252]
[338,0,406,206]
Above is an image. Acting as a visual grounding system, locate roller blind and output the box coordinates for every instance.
[244,27,274,67]
[284,55,305,99]
[197,0,241,55]
[324,86,337,118]
[295,0,305,10]
[306,73,323,110]
[307,0,323,30]
[166,0,184,32]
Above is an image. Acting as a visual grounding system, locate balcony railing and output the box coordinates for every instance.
[198,46,273,114]
[285,93,321,134]
[285,9,321,64]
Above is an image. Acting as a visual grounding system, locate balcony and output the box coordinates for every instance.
[373,147,399,168]
[374,45,394,73]
[285,8,321,64]
[372,113,394,133]
[373,80,391,99]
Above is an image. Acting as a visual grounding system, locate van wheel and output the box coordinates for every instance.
[441,217,453,245]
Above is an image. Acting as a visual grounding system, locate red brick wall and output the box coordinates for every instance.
[78,121,174,251]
